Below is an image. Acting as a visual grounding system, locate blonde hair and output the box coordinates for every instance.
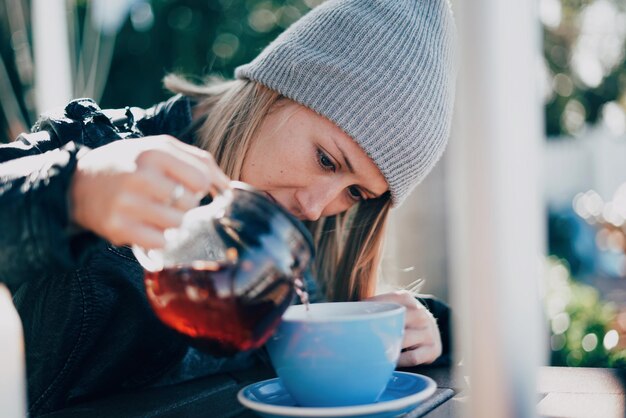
[164,75,392,301]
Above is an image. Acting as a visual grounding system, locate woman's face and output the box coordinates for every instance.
[240,100,388,221]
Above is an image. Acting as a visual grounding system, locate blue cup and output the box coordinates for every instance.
[265,301,406,407]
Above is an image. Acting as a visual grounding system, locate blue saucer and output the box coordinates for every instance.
[237,371,436,418]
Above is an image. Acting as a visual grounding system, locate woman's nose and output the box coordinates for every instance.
[294,183,341,221]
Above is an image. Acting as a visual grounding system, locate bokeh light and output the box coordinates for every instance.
[582,333,598,352]
[604,329,619,350]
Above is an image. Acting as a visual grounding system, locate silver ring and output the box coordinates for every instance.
[168,184,185,206]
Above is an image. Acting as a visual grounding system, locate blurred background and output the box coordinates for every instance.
[1,0,626,368]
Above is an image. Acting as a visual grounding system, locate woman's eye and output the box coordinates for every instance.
[317,149,336,171]
[348,185,364,201]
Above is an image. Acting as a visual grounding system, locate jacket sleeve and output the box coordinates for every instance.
[0,104,105,290]
[0,96,193,290]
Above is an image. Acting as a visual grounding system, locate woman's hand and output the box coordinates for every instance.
[366,291,442,367]
[69,135,230,249]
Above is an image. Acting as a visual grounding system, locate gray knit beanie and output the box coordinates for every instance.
[235,0,456,206]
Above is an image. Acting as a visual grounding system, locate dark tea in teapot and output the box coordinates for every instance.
[145,261,307,355]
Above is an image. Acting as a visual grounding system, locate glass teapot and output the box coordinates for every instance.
[133,181,314,356]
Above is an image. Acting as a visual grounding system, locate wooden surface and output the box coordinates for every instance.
[43,365,457,418]
[537,367,626,418]
[422,366,626,418]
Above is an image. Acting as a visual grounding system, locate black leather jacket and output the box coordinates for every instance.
[0,96,204,415]
[0,95,452,416]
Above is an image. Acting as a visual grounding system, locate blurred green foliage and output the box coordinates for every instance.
[0,0,320,137]
[545,257,626,367]
[543,0,626,137]
[100,0,319,108]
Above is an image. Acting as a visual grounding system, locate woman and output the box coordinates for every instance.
[0,0,456,415]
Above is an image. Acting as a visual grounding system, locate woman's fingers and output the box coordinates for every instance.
[366,290,442,366]
[97,193,183,247]
[368,291,432,328]
[70,134,232,248]
[402,327,433,350]
[402,306,442,366]
[398,345,439,368]
[368,290,420,308]
[404,304,435,329]
[107,218,167,249]
[132,170,201,211]
[163,136,232,193]
[122,195,186,231]
[136,146,217,197]
[165,184,201,211]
